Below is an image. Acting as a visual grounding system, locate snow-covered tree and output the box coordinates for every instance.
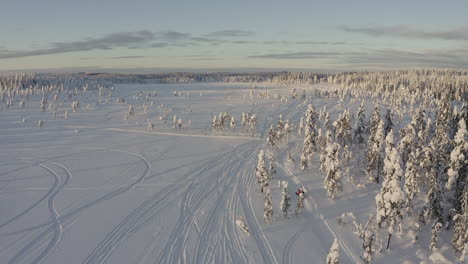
[256,150,269,193]
[335,110,352,147]
[290,87,297,99]
[447,119,467,214]
[323,143,342,199]
[404,149,421,212]
[369,106,381,140]
[264,188,273,224]
[128,104,134,115]
[429,222,443,251]
[266,125,276,147]
[230,116,236,129]
[452,200,467,258]
[361,231,375,264]
[367,120,385,183]
[301,104,317,170]
[421,143,444,224]
[326,238,340,264]
[269,154,276,179]
[383,109,393,137]
[354,101,367,144]
[375,130,405,249]
[398,123,417,167]
[280,181,291,218]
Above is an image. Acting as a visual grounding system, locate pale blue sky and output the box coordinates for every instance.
[1,0,468,71]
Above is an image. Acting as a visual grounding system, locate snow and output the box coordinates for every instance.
[0,81,462,264]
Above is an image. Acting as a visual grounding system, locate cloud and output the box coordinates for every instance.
[249,51,366,59]
[157,31,191,40]
[207,30,255,37]
[231,40,251,44]
[0,30,156,59]
[344,48,468,68]
[338,25,468,40]
[110,56,150,59]
[0,29,257,59]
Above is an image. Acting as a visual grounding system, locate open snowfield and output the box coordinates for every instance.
[0,81,461,264]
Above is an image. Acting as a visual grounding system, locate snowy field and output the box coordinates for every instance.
[0,80,464,264]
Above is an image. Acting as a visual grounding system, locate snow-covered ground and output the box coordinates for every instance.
[0,82,461,264]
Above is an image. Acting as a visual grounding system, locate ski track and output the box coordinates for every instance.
[282,220,312,264]
[2,148,154,264]
[84,143,244,264]
[280,157,359,264]
[154,142,255,264]
[8,160,72,264]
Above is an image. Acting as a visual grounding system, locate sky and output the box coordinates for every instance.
[1,0,468,72]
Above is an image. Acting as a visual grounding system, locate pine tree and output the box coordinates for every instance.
[383,109,393,137]
[280,181,291,218]
[326,238,340,264]
[361,231,374,264]
[369,106,381,140]
[256,150,269,192]
[429,222,443,251]
[375,130,405,249]
[447,119,467,215]
[301,125,313,170]
[264,188,273,224]
[422,143,444,224]
[398,123,417,167]
[452,187,467,257]
[269,154,276,179]
[323,143,342,199]
[335,110,352,147]
[267,125,276,147]
[367,120,385,183]
[404,149,421,213]
[354,101,367,144]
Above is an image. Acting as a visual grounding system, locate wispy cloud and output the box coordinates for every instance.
[338,25,468,40]
[248,47,468,68]
[344,48,468,68]
[249,51,366,59]
[207,30,255,37]
[0,30,156,59]
[0,29,257,59]
[110,55,150,59]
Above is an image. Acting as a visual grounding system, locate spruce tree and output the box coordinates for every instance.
[264,188,273,224]
[354,101,367,144]
[383,109,393,137]
[422,143,444,224]
[326,238,340,264]
[323,143,342,199]
[375,130,405,249]
[447,119,467,214]
[280,181,291,218]
[367,120,385,183]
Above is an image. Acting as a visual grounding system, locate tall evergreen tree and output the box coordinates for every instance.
[264,188,273,224]
[280,181,291,218]
[383,109,393,137]
[375,130,405,249]
[447,119,467,200]
[354,101,367,144]
[421,143,444,224]
[326,238,340,264]
[323,143,342,199]
[367,120,385,183]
